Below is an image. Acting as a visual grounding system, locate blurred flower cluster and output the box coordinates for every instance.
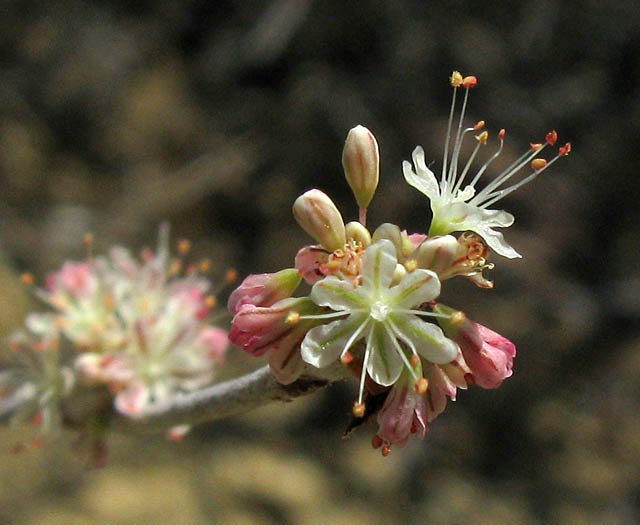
[0,224,229,455]
[229,72,570,455]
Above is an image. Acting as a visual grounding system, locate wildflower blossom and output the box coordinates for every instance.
[403,71,571,258]
[299,239,458,412]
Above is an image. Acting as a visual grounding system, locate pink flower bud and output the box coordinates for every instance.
[342,125,380,208]
[227,268,302,314]
[434,304,516,388]
[293,189,346,252]
[376,382,429,449]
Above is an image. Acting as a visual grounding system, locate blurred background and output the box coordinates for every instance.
[1,0,639,523]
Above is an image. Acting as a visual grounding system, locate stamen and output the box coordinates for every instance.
[466,132,505,190]
[387,325,419,381]
[339,318,370,361]
[357,329,375,405]
[546,130,558,146]
[352,401,365,418]
[452,132,487,195]
[446,87,472,194]
[298,310,355,321]
[531,158,547,170]
[442,83,459,183]
[462,75,478,88]
[415,377,429,394]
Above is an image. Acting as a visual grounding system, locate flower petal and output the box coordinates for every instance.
[301,315,368,368]
[389,315,458,364]
[472,224,521,259]
[360,239,398,292]
[402,146,440,200]
[310,276,367,312]
[366,323,403,386]
[388,269,440,309]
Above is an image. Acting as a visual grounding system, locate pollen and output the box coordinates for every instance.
[559,142,572,156]
[475,131,489,145]
[20,272,35,286]
[462,75,478,88]
[352,401,366,418]
[177,239,191,255]
[450,71,463,87]
[415,377,429,395]
[531,158,547,171]
[546,130,558,146]
[285,311,300,324]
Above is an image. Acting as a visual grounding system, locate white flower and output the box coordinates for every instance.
[300,239,457,407]
[403,72,569,259]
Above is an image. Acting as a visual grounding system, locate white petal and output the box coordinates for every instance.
[473,225,522,259]
[389,269,441,309]
[366,323,403,386]
[402,146,440,200]
[311,276,367,312]
[301,316,367,368]
[389,315,458,364]
[361,239,397,292]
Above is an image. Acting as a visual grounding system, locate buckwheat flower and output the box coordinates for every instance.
[228,268,302,315]
[299,239,458,412]
[0,321,73,438]
[403,71,571,258]
[434,303,516,388]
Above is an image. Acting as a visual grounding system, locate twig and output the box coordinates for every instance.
[111,363,349,433]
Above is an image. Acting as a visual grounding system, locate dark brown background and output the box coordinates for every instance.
[1,1,639,523]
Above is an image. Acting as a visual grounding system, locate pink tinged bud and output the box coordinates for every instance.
[434,304,516,389]
[227,268,302,314]
[293,189,346,252]
[376,383,429,448]
[229,297,323,357]
[342,125,380,208]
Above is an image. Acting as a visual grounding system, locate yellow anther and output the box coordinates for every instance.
[286,311,300,324]
[531,158,547,171]
[475,131,489,144]
[352,402,366,418]
[450,71,463,87]
[177,239,191,255]
[405,259,418,273]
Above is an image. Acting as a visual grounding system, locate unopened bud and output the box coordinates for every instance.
[345,221,372,247]
[293,189,346,251]
[342,125,380,209]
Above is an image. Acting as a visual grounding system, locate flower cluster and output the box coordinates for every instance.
[1,225,230,455]
[229,72,569,454]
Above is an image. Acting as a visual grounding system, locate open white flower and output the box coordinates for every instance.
[300,239,458,408]
[403,72,570,259]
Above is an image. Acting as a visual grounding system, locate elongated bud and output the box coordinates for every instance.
[293,189,346,252]
[342,125,380,209]
[228,268,302,314]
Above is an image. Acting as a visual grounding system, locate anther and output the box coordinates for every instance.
[475,131,489,145]
[451,311,466,325]
[371,435,383,449]
[450,71,463,87]
[415,377,429,395]
[381,445,391,457]
[352,401,366,418]
[225,269,238,283]
[498,129,506,140]
[83,232,94,247]
[20,273,35,286]
[531,158,547,171]
[546,130,558,146]
[559,142,572,156]
[205,296,217,308]
[473,120,485,131]
[199,259,212,272]
[177,239,191,255]
[405,259,418,273]
[410,354,420,367]
[530,143,543,151]
[462,75,478,88]
[340,351,354,365]
[285,311,300,324]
